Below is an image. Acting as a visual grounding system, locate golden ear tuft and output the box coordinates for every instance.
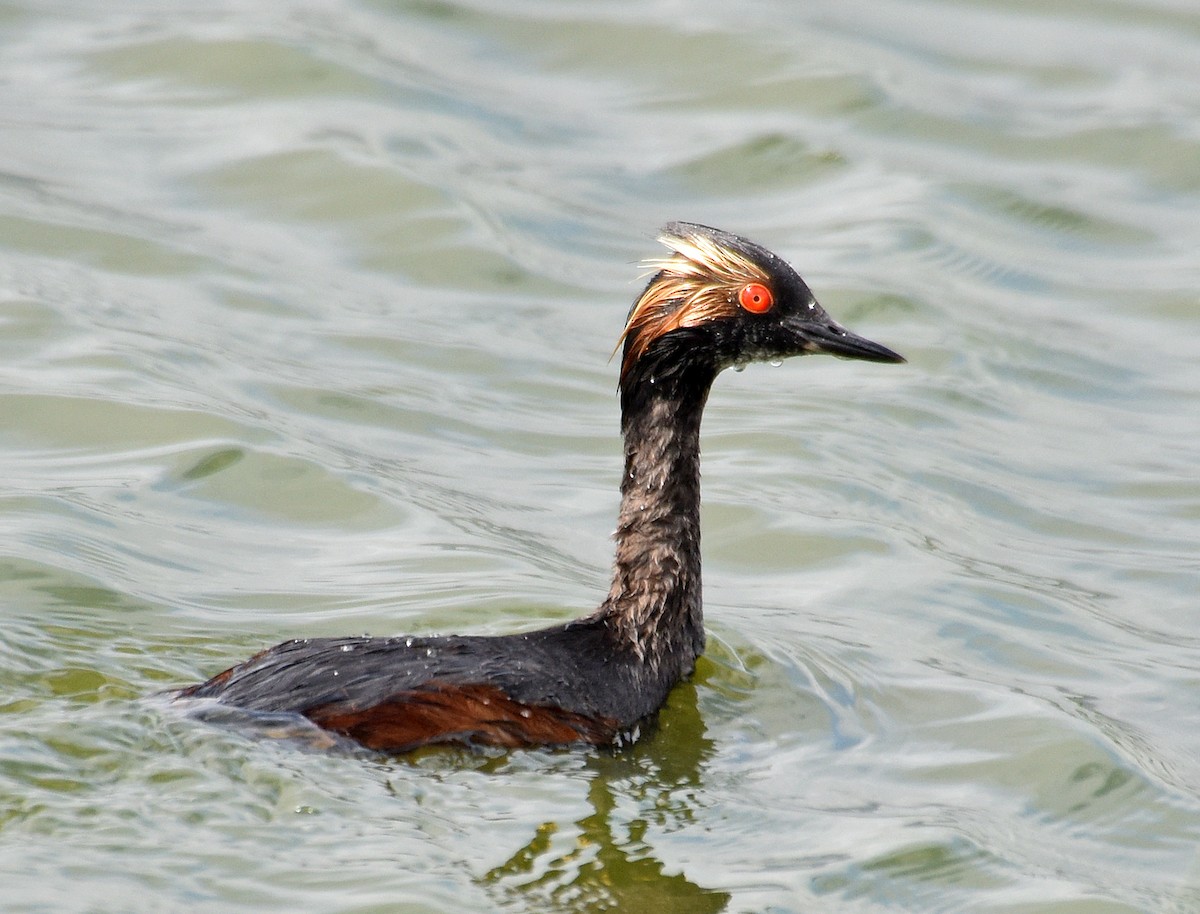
[616,226,771,382]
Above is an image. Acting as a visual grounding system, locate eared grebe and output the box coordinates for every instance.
[176,223,904,752]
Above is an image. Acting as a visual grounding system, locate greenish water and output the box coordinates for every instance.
[2,0,1199,911]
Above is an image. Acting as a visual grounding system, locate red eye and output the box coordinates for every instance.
[738,282,774,313]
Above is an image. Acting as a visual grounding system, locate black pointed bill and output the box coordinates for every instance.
[785,309,905,364]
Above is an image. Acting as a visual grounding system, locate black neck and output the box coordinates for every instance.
[591,342,718,682]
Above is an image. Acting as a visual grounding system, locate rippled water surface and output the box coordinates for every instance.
[2,0,1199,911]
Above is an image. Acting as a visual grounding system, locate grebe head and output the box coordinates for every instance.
[619,222,904,387]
